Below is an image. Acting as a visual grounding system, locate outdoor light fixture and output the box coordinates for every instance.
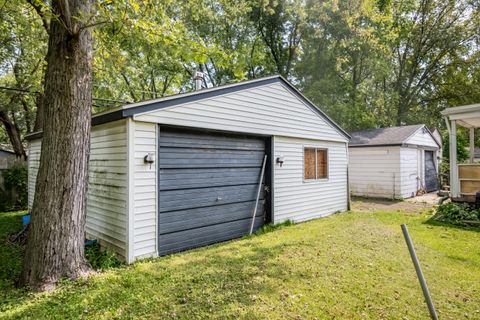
[144,153,155,169]
[276,156,285,167]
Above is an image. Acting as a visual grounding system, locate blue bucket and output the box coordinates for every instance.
[22,214,30,226]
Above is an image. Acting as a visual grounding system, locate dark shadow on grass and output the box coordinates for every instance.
[0,212,25,283]
[423,218,480,233]
[1,224,306,318]
[0,211,28,312]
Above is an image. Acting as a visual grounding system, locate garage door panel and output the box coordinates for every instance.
[158,216,264,255]
[159,147,264,157]
[159,151,264,168]
[159,167,262,190]
[159,201,265,233]
[159,184,264,212]
[158,127,266,256]
[159,132,265,151]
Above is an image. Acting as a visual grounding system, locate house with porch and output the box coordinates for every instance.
[442,103,480,201]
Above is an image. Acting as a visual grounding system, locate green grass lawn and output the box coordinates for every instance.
[1,209,479,319]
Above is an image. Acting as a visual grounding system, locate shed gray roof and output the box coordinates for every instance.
[349,124,425,147]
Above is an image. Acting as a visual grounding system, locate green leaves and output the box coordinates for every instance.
[433,202,480,224]
[1,0,479,149]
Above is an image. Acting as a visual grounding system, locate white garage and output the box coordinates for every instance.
[349,125,441,199]
[27,75,350,263]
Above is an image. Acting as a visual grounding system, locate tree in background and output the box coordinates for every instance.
[1,0,479,148]
[0,1,48,158]
[249,0,304,78]
[388,0,479,126]
[297,0,392,132]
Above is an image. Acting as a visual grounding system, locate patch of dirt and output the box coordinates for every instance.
[352,197,436,213]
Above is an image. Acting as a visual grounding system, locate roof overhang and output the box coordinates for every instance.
[441,103,480,128]
[349,143,438,150]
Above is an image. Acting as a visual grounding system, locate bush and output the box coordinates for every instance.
[85,243,123,270]
[433,202,480,224]
[2,163,28,211]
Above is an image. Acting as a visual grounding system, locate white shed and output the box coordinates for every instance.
[348,125,441,199]
[26,75,350,263]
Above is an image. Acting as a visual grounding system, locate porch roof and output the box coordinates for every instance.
[441,103,480,128]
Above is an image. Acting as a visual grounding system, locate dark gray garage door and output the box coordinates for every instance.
[158,127,267,255]
[424,150,438,192]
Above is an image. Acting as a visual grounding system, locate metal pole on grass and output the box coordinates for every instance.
[401,224,438,320]
[249,155,267,235]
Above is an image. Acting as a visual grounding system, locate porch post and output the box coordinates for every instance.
[469,127,475,163]
[450,120,459,198]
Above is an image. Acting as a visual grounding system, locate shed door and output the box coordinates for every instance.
[158,127,266,255]
[424,150,438,192]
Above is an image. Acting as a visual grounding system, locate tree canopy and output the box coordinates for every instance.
[1,0,479,154]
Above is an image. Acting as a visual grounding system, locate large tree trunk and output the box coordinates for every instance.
[0,110,26,159]
[20,0,94,291]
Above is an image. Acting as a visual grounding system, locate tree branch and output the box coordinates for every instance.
[26,0,50,33]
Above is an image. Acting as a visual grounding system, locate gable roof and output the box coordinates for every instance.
[26,75,350,141]
[92,75,350,140]
[349,124,430,147]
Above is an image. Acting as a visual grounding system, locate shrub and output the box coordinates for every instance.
[2,163,28,210]
[85,243,123,270]
[433,202,480,224]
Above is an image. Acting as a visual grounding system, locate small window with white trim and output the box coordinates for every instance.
[304,148,328,180]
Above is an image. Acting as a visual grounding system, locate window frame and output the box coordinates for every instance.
[303,146,329,182]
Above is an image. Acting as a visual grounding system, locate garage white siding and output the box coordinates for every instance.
[86,120,128,258]
[134,82,348,143]
[27,139,42,210]
[400,147,421,198]
[131,121,157,260]
[273,136,348,223]
[405,128,439,148]
[349,147,402,198]
[27,121,129,258]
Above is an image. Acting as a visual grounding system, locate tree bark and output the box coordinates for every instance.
[20,0,94,291]
[33,92,44,133]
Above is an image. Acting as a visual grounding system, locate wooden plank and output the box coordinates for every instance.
[460,179,480,194]
[459,165,480,179]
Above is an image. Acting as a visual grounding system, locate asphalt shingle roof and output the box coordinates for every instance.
[349,124,424,146]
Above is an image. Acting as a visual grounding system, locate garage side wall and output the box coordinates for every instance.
[86,120,128,259]
[349,147,401,198]
[27,139,42,210]
[130,121,157,260]
[27,120,129,259]
[273,136,348,223]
